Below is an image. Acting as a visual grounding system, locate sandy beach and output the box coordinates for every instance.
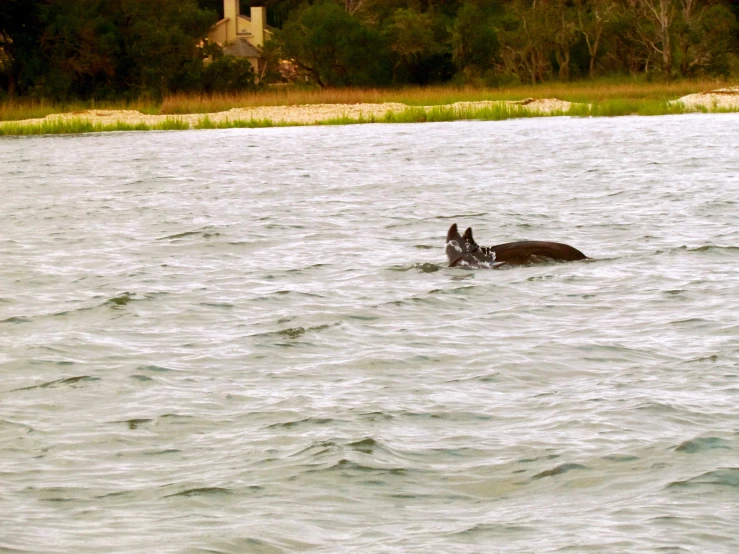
[672,86,739,110]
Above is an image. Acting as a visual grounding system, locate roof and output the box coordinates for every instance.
[222,38,261,59]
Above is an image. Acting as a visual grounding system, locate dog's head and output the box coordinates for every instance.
[445,224,504,269]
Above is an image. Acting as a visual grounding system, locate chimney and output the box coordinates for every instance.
[224,0,239,42]
[251,6,266,47]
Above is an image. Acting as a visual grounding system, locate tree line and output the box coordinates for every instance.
[266,0,738,87]
[0,0,253,99]
[2,0,738,100]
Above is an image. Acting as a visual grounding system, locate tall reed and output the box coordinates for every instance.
[156,78,734,114]
[0,117,189,136]
[2,77,734,122]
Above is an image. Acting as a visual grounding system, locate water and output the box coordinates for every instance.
[1,114,738,553]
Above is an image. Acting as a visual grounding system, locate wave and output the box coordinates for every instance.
[674,436,732,454]
[0,316,32,324]
[287,437,405,463]
[307,458,408,476]
[48,292,150,317]
[157,226,222,241]
[531,463,589,480]
[654,245,739,257]
[136,364,177,373]
[112,418,154,430]
[266,417,341,430]
[12,375,100,392]
[434,213,490,220]
[165,487,232,498]
[387,262,442,273]
[248,323,337,341]
[668,468,739,489]
[448,522,532,538]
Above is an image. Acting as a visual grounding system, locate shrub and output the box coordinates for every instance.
[202,55,257,93]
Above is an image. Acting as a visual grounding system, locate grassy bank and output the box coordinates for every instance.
[0,117,191,136]
[2,77,736,122]
[0,105,561,136]
[1,102,737,137]
[157,78,735,114]
[1,78,737,136]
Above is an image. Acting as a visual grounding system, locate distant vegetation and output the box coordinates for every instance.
[1,0,738,103]
[0,79,728,122]
[264,0,739,87]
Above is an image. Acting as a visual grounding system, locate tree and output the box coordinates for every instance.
[387,8,445,82]
[276,0,391,87]
[574,0,616,78]
[1,0,217,99]
[499,0,551,84]
[202,54,257,92]
[451,4,500,76]
[640,0,677,77]
[0,0,44,96]
[38,0,120,98]
[343,0,376,16]
[544,0,579,81]
[674,0,737,76]
[112,0,216,97]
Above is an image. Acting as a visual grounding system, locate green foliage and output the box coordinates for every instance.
[386,8,451,84]
[0,0,45,96]
[194,115,216,128]
[257,38,287,84]
[226,117,278,128]
[451,4,500,76]
[380,103,561,124]
[194,115,279,128]
[202,56,257,93]
[0,116,189,135]
[111,0,216,98]
[2,0,217,100]
[276,0,392,87]
[37,0,120,99]
[674,3,738,77]
[319,114,376,125]
[568,99,692,117]
[2,0,739,100]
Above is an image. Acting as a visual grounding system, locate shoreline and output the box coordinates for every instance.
[1,88,738,136]
[0,98,574,129]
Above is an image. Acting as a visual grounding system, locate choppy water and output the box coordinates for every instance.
[1,114,739,554]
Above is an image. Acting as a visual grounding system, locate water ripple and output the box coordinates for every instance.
[1,114,738,553]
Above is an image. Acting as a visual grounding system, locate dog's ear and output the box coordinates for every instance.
[463,227,478,249]
[446,223,464,247]
[446,223,467,265]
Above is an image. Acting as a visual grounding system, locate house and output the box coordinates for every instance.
[208,1,272,73]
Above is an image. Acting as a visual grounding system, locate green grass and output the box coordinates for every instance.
[0,117,189,136]
[566,99,686,117]
[380,104,549,123]
[193,115,279,129]
[319,104,566,126]
[568,98,739,117]
[193,115,284,129]
[319,113,377,125]
[225,117,279,128]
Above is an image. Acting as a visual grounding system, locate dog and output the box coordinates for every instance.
[446,223,587,268]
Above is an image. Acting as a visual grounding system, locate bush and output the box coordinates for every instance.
[202,55,257,93]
